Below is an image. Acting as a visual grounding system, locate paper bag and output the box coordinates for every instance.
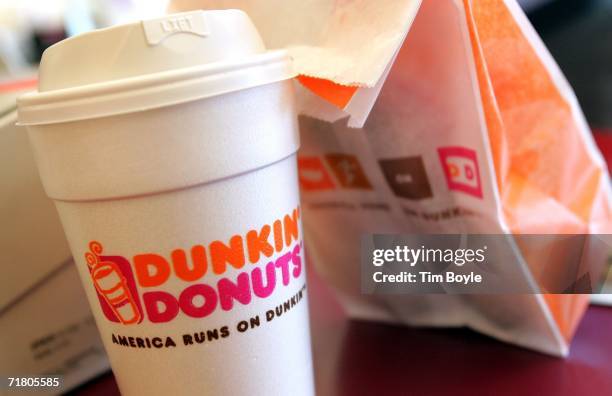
[169,0,612,355]
[168,0,422,126]
[297,0,611,356]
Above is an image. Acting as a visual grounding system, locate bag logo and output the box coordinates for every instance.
[379,156,433,200]
[438,146,483,198]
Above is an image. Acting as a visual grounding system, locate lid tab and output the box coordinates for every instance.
[142,11,210,45]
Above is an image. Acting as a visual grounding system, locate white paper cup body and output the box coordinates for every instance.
[23,81,315,395]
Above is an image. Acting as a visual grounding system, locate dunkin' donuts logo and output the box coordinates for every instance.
[298,154,372,191]
[85,208,303,325]
[438,146,483,198]
[298,157,336,191]
[326,154,373,190]
[379,156,433,200]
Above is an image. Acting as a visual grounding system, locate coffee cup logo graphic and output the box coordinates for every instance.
[85,241,143,325]
[298,157,336,191]
[438,146,483,198]
[325,154,372,190]
[379,156,433,200]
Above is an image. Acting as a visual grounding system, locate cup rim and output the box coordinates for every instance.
[18,50,295,126]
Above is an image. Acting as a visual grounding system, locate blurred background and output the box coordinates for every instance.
[0,0,167,76]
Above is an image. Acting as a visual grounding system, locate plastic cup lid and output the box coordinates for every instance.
[17,10,295,125]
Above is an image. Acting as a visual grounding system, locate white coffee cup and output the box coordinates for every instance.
[18,10,314,395]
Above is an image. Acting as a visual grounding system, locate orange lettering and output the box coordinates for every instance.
[210,235,245,275]
[283,208,300,247]
[273,220,283,252]
[246,225,274,264]
[133,254,170,287]
[171,245,207,282]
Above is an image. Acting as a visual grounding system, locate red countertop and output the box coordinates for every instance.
[70,268,612,396]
